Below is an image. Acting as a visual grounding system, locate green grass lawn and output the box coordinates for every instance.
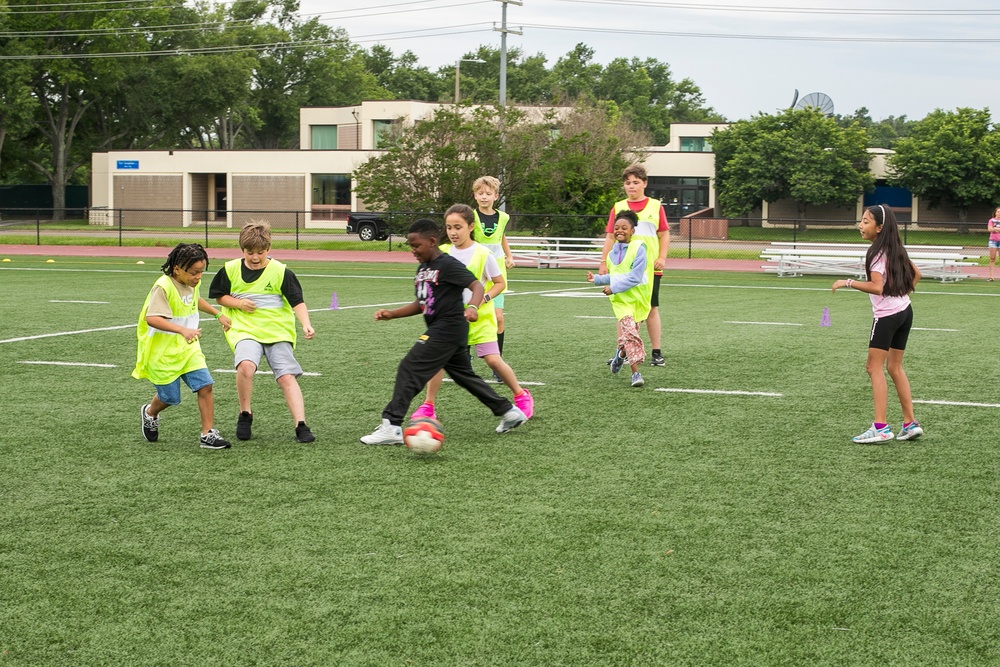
[1,256,998,666]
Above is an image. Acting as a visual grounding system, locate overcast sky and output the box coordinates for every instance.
[298,0,1000,123]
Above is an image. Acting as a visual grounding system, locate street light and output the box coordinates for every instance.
[454,58,485,104]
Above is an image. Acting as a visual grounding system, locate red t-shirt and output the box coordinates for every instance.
[606,198,669,233]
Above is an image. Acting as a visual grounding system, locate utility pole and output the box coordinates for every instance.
[494,0,522,108]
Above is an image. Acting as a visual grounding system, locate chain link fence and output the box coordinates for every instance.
[0,207,991,260]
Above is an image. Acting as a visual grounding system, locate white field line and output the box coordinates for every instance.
[19,360,117,368]
[213,369,322,377]
[725,321,803,326]
[914,399,1000,408]
[912,327,959,332]
[656,387,783,397]
[574,315,617,319]
[0,323,136,345]
[48,299,110,304]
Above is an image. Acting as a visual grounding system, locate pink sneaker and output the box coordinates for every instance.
[411,402,436,420]
[513,390,534,420]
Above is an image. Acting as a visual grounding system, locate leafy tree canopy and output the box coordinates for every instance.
[888,107,1000,221]
[712,108,874,218]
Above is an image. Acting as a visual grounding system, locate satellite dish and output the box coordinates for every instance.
[789,89,799,109]
[795,92,835,116]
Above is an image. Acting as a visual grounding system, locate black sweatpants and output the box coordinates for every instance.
[383,329,513,425]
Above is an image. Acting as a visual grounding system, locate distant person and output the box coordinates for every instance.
[987,207,1000,282]
[472,176,515,362]
[587,209,650,388]
[209,221,316,443]
[411,204,534,421]
[360,218,527,445]
[133,243,232,449]
[832,205,923,444]
[599,164,669,367]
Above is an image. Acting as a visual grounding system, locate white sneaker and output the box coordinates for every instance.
[496,406,527,433]
[852,423,894,444]
[360,419,403,445]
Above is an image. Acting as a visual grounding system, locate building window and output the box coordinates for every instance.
[373,120,398,148]
[311,174,351,206]
[647,177,710,219]
[311,126,338,150]
[680,137,711,152]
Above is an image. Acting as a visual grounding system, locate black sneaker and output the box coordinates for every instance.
[141,404,159,442]
[650,352,665,367]
[236,411,253,440]
[200,429,231,450]
[295,421,315,443]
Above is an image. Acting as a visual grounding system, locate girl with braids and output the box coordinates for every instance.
[133,243,233,449]
[833,206,923,444]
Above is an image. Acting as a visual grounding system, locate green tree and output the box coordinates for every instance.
[365,45,446,102]
[835,107,913,149]
[712,108,874,218]
[352,104,648,227]
[888,107,1000,223]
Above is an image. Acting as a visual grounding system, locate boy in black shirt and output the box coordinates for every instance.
[360,218,527,445]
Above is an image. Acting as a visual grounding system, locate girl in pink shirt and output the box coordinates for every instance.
[986,206,1000,281]
[832,205,923,444]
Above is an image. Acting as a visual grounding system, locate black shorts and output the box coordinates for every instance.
[869,305,913,351]
[651,273,662,308]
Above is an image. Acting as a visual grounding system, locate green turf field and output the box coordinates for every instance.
[1,255,997,666]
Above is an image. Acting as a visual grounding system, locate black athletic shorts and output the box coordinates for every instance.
[651,273,661,308]
[869,304,913,351]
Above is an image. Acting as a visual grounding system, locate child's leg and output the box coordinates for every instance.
[990,247,998,279]
[645,306,662,351]
[886,348,915,423]
[236,361,256,412]
[865,348,890,424]
[618,316,645,365]
[276,374,306,424]
[424,369,445,404]
[483,353,523,395]
[382,337,458,425]
[196,384,215,434]
[443,346,512,416]
[496,307,505,355]
[147,394,170,417]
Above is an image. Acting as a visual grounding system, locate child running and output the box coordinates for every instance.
[832,205,923,444]
[133,243,232,449]
[587,209,651,388]
[411,204,533,421]
[987,207,1000,282]
[209,221,316,443]
[360,218,527,445]
[472,176,515,361]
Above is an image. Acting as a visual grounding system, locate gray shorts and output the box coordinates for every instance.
[234,339,302,379]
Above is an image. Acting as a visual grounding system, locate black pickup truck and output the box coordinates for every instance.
[345,212,389,241]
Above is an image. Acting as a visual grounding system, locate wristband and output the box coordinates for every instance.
[467,304,478,310]
[483,293,492,303]
[846,279,853,289]
[213,312,221,319]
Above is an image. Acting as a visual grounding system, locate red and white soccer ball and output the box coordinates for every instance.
[403,417,444,454]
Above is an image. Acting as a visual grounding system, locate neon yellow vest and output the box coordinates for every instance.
[132,275,207,384]
[221,258,297,349]
[441,242,498,345]
[473,209,510,285]
[614,198,662,279]
[608,240,651,323]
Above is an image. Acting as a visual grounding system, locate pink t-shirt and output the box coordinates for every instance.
[868,252,910,318]
[988,218,1000,242]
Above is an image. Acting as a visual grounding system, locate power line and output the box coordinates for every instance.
[550,0,1000,16]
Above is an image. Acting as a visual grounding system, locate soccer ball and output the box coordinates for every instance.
[403,417,444,454]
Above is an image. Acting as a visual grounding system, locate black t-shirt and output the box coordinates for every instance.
[477,211,501,235]
[208,260,304,307]
[415,252,477,336]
